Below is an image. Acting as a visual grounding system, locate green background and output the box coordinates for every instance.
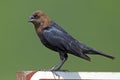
[0,0,120,80]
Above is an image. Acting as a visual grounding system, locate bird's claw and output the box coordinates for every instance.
[50,67,69,72]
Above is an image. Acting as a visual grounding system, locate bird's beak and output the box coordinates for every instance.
[28,15,36,22]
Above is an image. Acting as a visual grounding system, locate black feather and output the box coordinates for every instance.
[38,21,114,61]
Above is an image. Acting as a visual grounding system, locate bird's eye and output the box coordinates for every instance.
[34,14,40,19]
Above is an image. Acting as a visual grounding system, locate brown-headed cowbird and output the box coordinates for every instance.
[29,10,114,71]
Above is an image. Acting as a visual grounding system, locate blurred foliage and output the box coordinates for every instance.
[0,0,120,80]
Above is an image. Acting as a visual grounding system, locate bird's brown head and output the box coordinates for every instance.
[29,10,51,30]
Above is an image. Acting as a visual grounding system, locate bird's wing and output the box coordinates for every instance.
[42,27,71,51]
[42,26,90,61]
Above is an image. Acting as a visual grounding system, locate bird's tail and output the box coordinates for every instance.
[88,49,115,59]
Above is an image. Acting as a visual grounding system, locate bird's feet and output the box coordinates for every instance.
[49,67,69,72]
[38,68,69,72]
[38,68,69,78]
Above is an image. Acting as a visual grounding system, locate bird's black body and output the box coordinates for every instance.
[29,10,114,71]
[38,21,114,62]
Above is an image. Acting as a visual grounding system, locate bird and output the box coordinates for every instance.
[29,10,115,71]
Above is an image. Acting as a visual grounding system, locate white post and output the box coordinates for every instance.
[16,71,120,80]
